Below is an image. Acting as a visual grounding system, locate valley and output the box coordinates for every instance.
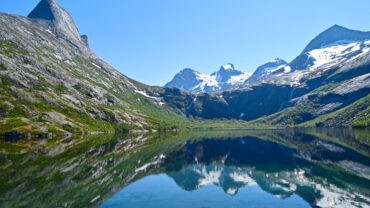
[0,1,369,207]
[0,0,369,139]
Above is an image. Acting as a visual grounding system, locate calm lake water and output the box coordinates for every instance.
[0,128,369,208]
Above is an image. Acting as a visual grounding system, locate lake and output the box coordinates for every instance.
[0,128,369,208]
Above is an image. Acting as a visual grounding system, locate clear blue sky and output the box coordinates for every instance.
[1,0,370,86]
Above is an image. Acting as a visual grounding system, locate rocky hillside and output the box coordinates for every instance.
[0,0,192,138]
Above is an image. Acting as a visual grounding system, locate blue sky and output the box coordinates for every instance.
[1,0,370,86]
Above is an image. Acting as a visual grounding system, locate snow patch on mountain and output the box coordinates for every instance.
[254,38,370,87]
[246,58,288,84]
[307,40,370,72]
[228,72,252,85]
[221,63,234,70]
[134,90,165,106]
[194,72,218,87]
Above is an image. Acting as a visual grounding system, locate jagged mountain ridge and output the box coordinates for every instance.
[166,59,290,94]
[165,63,252,93]
[166,25,370,91]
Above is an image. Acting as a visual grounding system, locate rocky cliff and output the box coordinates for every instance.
[0,0,190,138]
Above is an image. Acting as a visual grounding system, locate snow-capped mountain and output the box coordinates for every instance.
[291,25,370,72]
[166,25,370,93]
[165,25,370,125]
[245,58,287,84]
[165,64,251,93]
[302,24,370,53]
[254,25,370,86]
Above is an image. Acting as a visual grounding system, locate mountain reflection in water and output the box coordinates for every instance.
[1,128,369,208]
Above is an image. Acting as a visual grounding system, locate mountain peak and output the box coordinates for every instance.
[245,58,287,84]
[302,25,370,52]
[180,68,197,74]
[28,0,83,44]
[165,68,204,91]
[270,58,286,63]
[28,0,58,21]
[328,24,346,30]
[211,63,242,83]
[165,64,250,93]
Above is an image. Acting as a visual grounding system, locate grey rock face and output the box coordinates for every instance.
[0,0,176,135]
[80,34,89,46]
[185,84,294,120]
[28,0,83,47]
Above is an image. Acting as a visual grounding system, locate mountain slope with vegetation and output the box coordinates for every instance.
[0,0,369,139]
[0,0,200,138]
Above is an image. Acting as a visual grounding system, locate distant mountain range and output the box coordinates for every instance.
[166,24,370,93]
[162,24,370,127]
[165,59,288,93]
[165,63,252,93]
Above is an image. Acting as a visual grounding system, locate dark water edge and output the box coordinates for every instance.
[0,128,369,208]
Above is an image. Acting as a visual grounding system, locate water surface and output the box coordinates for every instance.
[0,128,369,208]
